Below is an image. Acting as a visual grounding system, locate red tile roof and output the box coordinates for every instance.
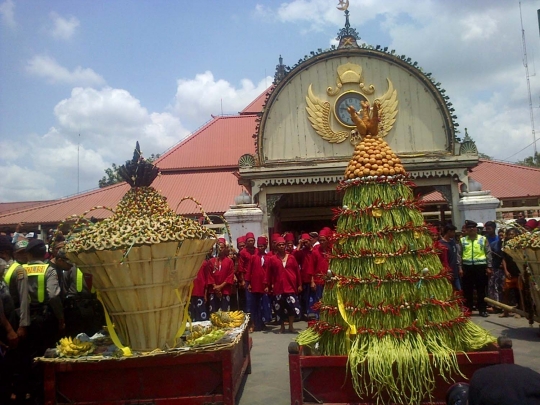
[155,115,257,171]
[0,171,243,226]
[0,200,56,215]
[240,88,271,114]
[469,159,540,199]
[421,191,446,203]
[0,183,129,226]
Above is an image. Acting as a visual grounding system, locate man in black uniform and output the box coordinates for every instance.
[53,245,104,337]
[21,239,64,403]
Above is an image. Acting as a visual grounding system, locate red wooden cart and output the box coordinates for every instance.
[288,337,514,405]
[39,327,251,405]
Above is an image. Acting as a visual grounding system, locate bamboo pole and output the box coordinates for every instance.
[484,298,540,323]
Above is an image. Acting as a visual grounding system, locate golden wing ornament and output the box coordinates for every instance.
[306,84,350,143]
[375,79,398,138]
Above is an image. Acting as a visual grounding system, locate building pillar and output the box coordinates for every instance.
[223,203,264,244]
[458,182,500,226]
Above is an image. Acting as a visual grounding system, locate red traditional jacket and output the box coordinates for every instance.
[312,246,329,285]
[192,259,210,297]
[208,256,235,295]
[293,248,317,284]
[267,254,301,295]
[238,247,256,275]
[246,250,268,293]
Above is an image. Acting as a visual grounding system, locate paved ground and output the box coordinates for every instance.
[237,314,540,405]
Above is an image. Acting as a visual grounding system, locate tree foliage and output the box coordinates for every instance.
[98,154,160,188]
[517,152,540,168]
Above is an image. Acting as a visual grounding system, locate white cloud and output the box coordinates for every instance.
[259,0,540,162]
[0,87,190,201]
[0,164,56,202]
[172,71,272,126]
[26,55,106,86]
[0,0,15,28]
[49,11,80,40]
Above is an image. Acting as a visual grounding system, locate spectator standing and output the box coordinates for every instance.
[500,228,522,318]
[439,224,461,291]
[459,220,493,317]
[485,221,503,312]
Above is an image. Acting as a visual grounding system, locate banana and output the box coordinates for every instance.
[56,336,95,358]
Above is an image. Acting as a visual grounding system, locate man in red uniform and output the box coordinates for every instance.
[266,237,302,333]
[294,233,317,320]
[246,236,271,331]
[312,228,331,319]
[208,244,235,312]
[267,233,281,258]
[238,232,256,313]
[236,236,246,252]
[190,254,211,321]
[284,232,296,253]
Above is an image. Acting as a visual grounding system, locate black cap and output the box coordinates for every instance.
[464,220,477,229]
[26,238,46,254]
[484,221,496,229]
[0,235,12,253]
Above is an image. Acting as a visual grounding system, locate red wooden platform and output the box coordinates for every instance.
[288,337,514,405]
[40,328,252,405]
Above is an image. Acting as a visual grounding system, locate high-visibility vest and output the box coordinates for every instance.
[75,268,95,294]
[460,236,487,266]
[3,262,19,285]
[23,263,48,303]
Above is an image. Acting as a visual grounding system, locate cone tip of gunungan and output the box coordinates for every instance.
[344,135,406,180]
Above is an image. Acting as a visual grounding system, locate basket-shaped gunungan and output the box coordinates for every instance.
[66,238,216,351]
[504,247,540,318]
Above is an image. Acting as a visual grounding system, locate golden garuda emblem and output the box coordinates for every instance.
[305,62,398,144]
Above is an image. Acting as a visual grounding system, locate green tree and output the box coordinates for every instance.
[517,152,540,168]
[98,154,160,188]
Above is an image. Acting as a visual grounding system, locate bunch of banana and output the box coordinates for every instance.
[210,310,245,328]
[186,329,226,347]
[186,325,218,342]
[57,337,95,358]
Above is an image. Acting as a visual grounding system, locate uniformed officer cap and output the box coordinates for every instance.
[14,239,28,252]
[464,220,478,229]
[26,238,46,255]
[0,235,13,252]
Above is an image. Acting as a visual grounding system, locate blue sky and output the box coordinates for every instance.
[1,0,539,202]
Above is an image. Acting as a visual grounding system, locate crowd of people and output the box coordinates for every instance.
[189,229,331,334]
[0,229,103,404]
[1,216,539,404]
[433,216,540,318]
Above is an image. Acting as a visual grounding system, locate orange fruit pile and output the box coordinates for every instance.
[344,135,405,179]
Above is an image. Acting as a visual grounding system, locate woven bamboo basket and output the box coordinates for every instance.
[504,247,540,319]
[66,238,216,351]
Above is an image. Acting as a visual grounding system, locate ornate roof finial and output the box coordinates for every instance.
[336,0,360,49]
[274,55,287,84]
[459,128,479,156]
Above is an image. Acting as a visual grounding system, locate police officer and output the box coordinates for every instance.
[0,237,31,403]
[23,238,65,352]
[459,220,493,317]
[55,246,104,337]
[0,236,30,339]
